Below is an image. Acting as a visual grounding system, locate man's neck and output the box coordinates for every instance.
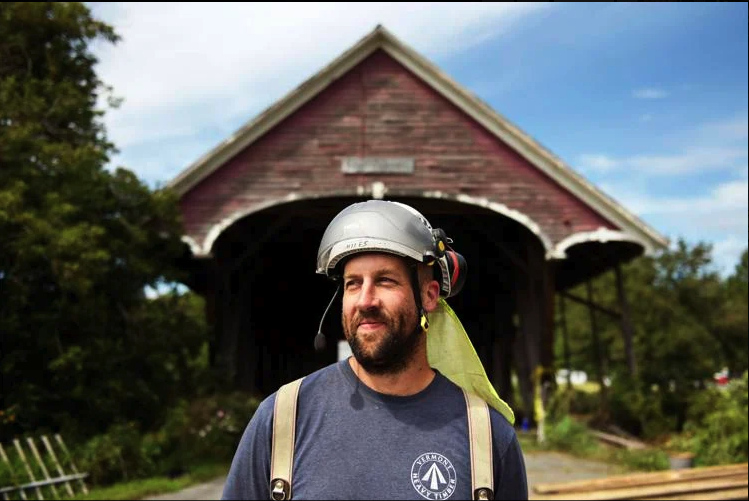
[348,352,435,397]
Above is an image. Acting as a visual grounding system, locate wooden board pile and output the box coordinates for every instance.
[532,462,748,500]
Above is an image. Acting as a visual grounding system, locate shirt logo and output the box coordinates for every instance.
[411,452,457,500]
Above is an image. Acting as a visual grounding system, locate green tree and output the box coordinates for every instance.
[554,239,747,436]
[1,2,206,441]
[714,249,748,377]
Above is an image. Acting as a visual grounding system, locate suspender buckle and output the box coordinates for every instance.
[475,487,493,500]
[270,478,290,500]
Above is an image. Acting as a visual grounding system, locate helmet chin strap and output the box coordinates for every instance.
[409,265,429,333]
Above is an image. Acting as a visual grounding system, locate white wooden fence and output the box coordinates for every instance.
[0,435,88,500]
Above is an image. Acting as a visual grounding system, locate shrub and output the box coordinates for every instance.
[544,383,605,427]
[612,448,670,472]
[71,391,261,488]
[0,453,28,490]
[543,415,597,455]
[608,375,677,439]
[675,371,748,466]
[76,422,156,486]
[140,391,261,478]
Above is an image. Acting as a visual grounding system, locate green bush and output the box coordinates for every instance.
[608,375,677,439]
[568,389,600,416]
[71,391,260,488]
[76,422,156,486]
[180,391,260,462]
[140,391,260,478]
[544,386,600,424]
[612,448,670,472]
[543,415,597,455]
[0,453,27,490]
[676,371,748,466]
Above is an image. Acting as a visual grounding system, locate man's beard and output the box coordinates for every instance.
[343,307,423,376]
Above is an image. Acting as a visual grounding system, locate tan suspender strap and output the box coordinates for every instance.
[270,377,304,501]
[463,389,494,500]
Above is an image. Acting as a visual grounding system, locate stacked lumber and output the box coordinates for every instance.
[532,462,748,500]
[589,430,648,450]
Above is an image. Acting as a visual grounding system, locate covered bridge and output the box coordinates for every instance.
[169,25,668,422]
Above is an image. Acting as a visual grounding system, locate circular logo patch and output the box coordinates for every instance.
[411,452,457,500]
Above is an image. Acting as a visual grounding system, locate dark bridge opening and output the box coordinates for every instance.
[200,196,549,415]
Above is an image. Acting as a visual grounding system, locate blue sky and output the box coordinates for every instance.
[88,2,748,276]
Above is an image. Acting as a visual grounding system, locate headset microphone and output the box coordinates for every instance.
[314,284,340,352]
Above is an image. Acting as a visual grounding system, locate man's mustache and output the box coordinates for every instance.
[353,310,390,326]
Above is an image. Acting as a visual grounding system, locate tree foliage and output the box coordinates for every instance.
[1,2,207,442]
[555,239,748,436]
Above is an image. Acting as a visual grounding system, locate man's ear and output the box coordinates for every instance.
[422,279,440,313]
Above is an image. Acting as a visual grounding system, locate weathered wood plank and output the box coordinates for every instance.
[534,463,748,495]
[533,475,747,500]
[639,486,749,500]
[590,430,648,450]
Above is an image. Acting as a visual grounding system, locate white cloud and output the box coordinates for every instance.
[577,154,619,173]
[601,178,748,245]
[632,88,668,99]
[88,2,551,183]
[577,117,748,176]
[578,147,746,176]
[627,147,747,175]
[601,177,747,276]
[606,179,747,216]
[712,236,748,277]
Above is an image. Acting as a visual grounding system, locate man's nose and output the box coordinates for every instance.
[356,281,380,311]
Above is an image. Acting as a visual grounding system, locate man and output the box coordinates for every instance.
[222,200,528,500]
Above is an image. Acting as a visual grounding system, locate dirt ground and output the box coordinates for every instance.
[143,449,621,500]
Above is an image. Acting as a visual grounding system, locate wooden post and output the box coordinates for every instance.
[214,263,238,387]
[13,439,43,500]
[585,281,608,412]
[540,258,556,383]
[0,443,28,500]
[40,436,75,497]
[615,265,637,377]
[514,257,538,426]
[493,299,515,409]
[225,269,240,386]
[235,265,259,394]
[25,438,59,499]
[205,259,218,369]
[559,295,572,390]
[54,435,87,495]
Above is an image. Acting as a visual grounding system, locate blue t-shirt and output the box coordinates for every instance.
[222,359,528,500]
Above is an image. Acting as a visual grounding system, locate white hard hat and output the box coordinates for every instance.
[316,200,466,298]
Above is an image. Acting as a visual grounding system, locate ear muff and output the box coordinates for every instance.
[444,250,467,298]
[431,228,449,258]
[431,228,467,298]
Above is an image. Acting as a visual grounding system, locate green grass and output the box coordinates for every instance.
[71,462,229,500]
[518,418,670,474]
